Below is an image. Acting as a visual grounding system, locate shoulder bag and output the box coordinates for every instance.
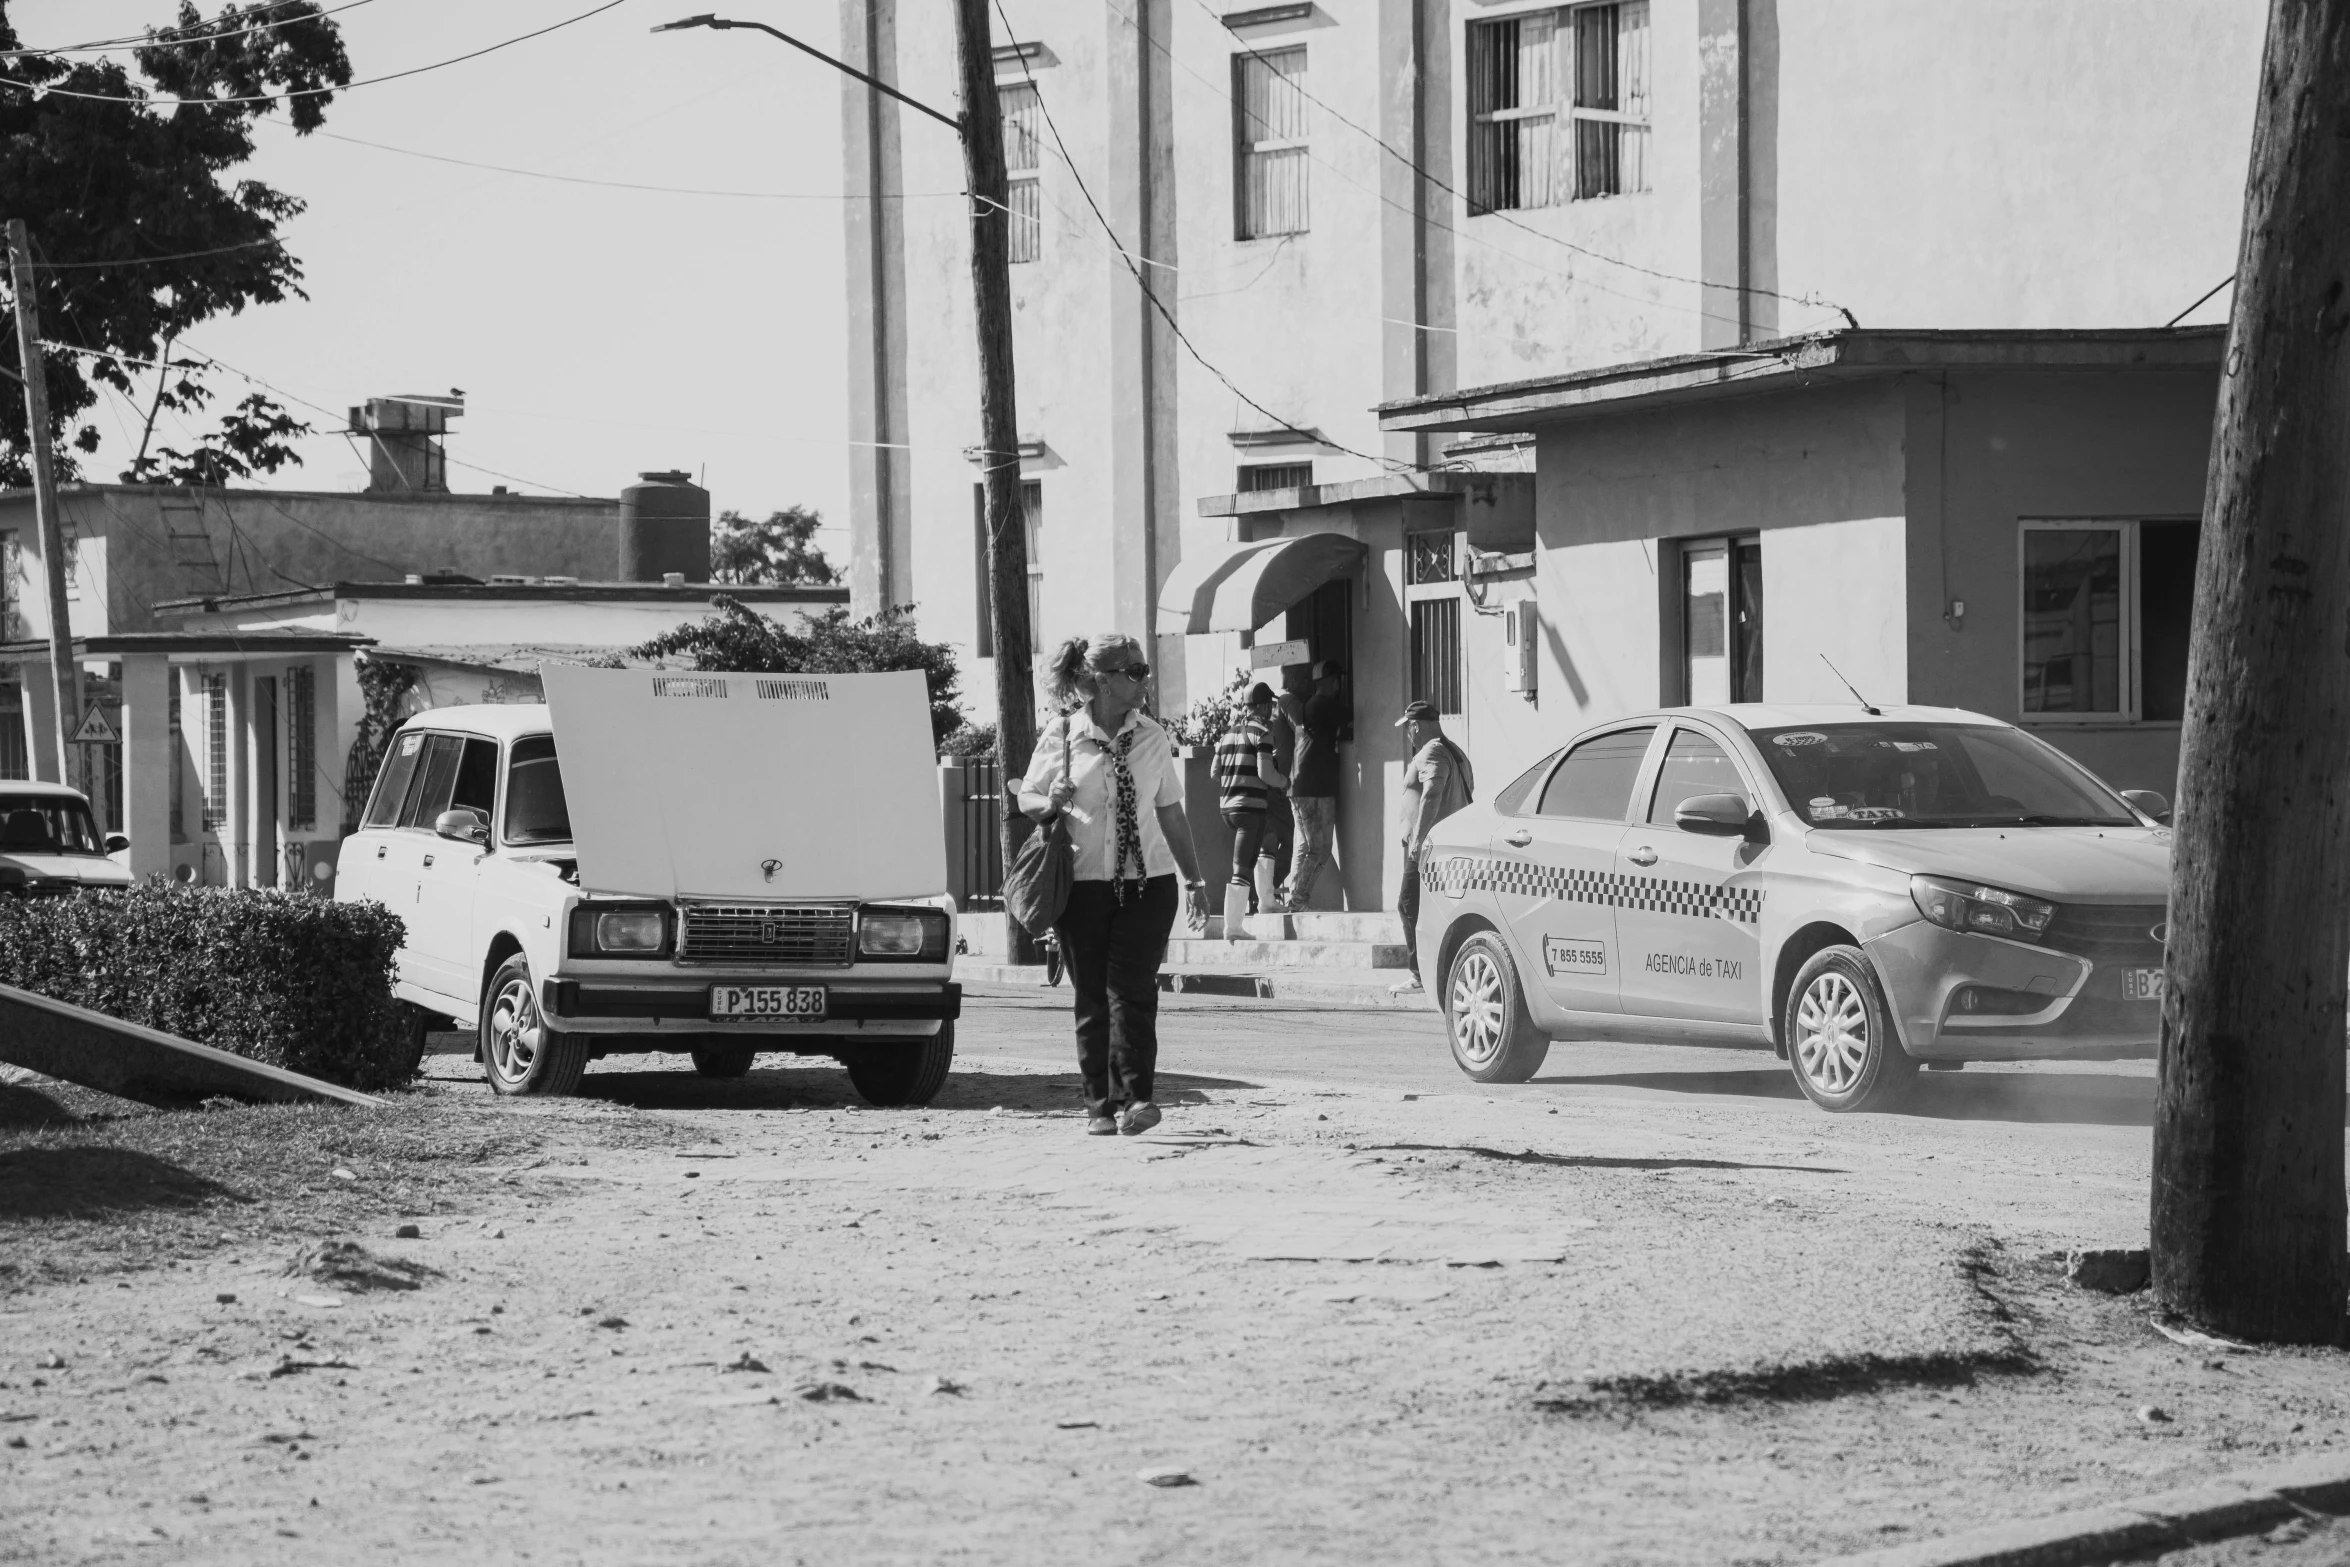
[1003,716,1077,936]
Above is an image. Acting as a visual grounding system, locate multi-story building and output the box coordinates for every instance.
[840,0,2262,909]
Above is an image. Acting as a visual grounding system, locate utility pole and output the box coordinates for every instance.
[948,0,1041,963]
[2152,0,2350,1346]
[6,219,80,792]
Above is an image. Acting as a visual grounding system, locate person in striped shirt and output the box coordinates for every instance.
[1212,684,1288,911]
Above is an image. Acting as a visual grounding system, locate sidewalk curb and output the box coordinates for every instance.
[1813,1450,2350,1567]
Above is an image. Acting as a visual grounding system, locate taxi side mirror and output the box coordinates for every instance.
[1675,793,1765,843]
[435,807,490,845]
[2119,789,2171,825]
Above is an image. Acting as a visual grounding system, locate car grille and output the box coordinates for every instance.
[2039,903,2166,964]
[678,903,855,966]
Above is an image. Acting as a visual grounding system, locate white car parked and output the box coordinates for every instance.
[336,665,960,1103]
[0,783,132,896]
[1417,704,2172,1112]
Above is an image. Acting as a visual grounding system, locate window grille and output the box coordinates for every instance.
[169,686,183,838]
[287,665,317,831]
[1407,530,1459,586]
[202,674,227,831]
[1467,2,1647,214]
[1002,82,1043,264]
[972,480,1044,658]
[1238,462,1313,493]
[1234,47,1309,239]
[0,682,24,781]
[1411,597,1463,714]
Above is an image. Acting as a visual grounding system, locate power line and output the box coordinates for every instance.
[20,238,283,272]
[1,1,628,107]
[2164,274,2234,328]
[995,1,1408,476]
[1,0,377,60]
[315,130,964,200]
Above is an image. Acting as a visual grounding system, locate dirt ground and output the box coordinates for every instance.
[3,1020,2347,1567]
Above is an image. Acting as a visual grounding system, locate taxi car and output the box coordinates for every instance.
[1418,705,2172,1111]
[336,665,960,1104]
[0,783,132,896]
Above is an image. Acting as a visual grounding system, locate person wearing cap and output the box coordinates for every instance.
[1278,659,1348,910]
[1212,682,1289,911]
[1392,700,1474,994]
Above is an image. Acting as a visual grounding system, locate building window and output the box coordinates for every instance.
[1466,1,1649,214]
[1238,462,1313,493]
[202,674,227,831]
[169,685,183,840]
[1234,46,1309,239]
[2020,520,2198,722]
[1407,527,1463,715]
[972,480,1044,658]
[1681,536,1762,704]
[288,665,317,832]
[0,682,24,781]
[1001,81,1043,265]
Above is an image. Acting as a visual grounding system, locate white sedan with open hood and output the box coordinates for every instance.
[336,666,960,1104]
[1417,705,2172,1112]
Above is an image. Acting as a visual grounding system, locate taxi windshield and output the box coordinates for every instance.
[0,793,104,855]
[1748,723,2138,830]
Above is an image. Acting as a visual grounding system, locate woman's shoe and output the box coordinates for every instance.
[1086,1114,1119,1136]
[1119,1101,1163,1137]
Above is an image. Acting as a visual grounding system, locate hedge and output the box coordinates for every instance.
[0,883,419,1092]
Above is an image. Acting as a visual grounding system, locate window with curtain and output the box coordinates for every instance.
[1001,82,1042,264]
[971,480,1044,658]
[1467,2,1648,213]
[1234,46,1308,239]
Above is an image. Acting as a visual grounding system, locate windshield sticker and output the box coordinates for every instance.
[1810,803,1850,818]
[398,733,423,756]
[1542,937,1607,977]
[1773,731,1827,748]
[1846,806,1907,821]
[1808,796,1838,809]
[1882,740,1939,752]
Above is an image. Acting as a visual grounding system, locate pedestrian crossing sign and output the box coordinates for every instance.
[70,705,118,744]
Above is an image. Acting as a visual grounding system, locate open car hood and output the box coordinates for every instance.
[540,665,946,902]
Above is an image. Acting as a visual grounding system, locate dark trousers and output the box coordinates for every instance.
[1260,792,1293,889]
[1055,874,1179,1116]
[1221,808,1267,885]
[1398,857,1423,980]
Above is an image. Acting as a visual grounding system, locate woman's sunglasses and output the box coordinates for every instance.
[1094,662,1151,682]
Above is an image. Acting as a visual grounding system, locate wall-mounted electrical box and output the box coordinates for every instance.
[1503,602,1538,696]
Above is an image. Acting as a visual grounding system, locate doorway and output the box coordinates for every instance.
[253,676,278,888]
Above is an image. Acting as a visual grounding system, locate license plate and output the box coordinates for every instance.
[709,984,827,1021]
[2123,968,2164,1002]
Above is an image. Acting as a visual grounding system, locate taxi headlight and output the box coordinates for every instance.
[1910,875,2055,939]
[859,908,948,960]
[568,904,672,957]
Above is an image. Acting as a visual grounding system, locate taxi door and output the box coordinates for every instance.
[1613,722,1768,1026]
[1488,725,1657,1017]
[409,736,500,1006]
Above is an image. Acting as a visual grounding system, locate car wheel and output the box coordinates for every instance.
[843,1023,956,1107]
[388,1002,439,1084]
[1784,945,1916,1112]
[690,1041,758,1080]
[481,954,588,1097]
[1444,932,1549,1084]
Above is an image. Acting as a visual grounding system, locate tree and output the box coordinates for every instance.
[0,1,350,487]
[121,389,308,485]
[707,506,835,586]
[631,597,965,745]
[2152,0,2350,1346]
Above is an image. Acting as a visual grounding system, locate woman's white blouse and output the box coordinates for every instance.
[1018,709,1185,882]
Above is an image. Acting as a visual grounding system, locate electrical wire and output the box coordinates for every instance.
[21,238,284,272]
[2164,274,2234,329]
[2,1,629,107]
[314,130,965,201]
[1,0,377,60]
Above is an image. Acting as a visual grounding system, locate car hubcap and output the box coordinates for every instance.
[1451,949,1505,1066]
[489,978,541,1082]
[1794,971,1869,1094]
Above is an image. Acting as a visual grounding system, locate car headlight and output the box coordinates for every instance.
[859,907,948,960]
[1910,875,2055,939]
[567,903,673,957]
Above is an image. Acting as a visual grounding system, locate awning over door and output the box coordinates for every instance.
[1156,532,1368,636]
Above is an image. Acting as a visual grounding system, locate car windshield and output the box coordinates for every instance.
[503,735,572,844]
[0,794,104,855]
[1748,723,2138,830]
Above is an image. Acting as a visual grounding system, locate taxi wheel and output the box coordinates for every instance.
[843,1023,956,1107]
[481,954,588,1097]
[388,1002,436,1084]
[1445,932,1549,1084]
[690,1041,758,1080]
[1784,946,1916,1113]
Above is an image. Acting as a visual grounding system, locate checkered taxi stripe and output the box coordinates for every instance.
[1431,855,1764,926]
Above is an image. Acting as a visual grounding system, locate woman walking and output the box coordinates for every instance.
[1017,633,1211,1136]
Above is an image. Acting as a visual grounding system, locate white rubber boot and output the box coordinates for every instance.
[1222,880,1251,942]
[1254,856,1284,926]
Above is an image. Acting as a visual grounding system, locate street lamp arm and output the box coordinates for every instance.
[652,14,963,135]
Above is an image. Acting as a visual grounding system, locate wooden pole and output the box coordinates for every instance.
[2152,0,2350,1346]
[6,219,81,792]
[950,0,1041,964]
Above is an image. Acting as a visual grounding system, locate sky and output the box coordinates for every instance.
[16,0,860,556]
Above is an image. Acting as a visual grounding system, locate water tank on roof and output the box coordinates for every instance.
[618,470,709,583]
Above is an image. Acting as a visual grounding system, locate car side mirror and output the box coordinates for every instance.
[435,808,490,845]
[2119,789,2171,825]
[104,833,129,853]
[1675,793,1756,837]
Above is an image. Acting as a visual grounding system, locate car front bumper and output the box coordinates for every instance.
[1866,921,2160,1060]
[539,978,961,1037]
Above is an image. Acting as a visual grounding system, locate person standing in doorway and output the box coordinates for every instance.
[1017,633,1213,1137]
[1280,659,1346,911]
[1257,684,1296,906]
[1392,699,1474,995]
[1212,684,1287,911]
